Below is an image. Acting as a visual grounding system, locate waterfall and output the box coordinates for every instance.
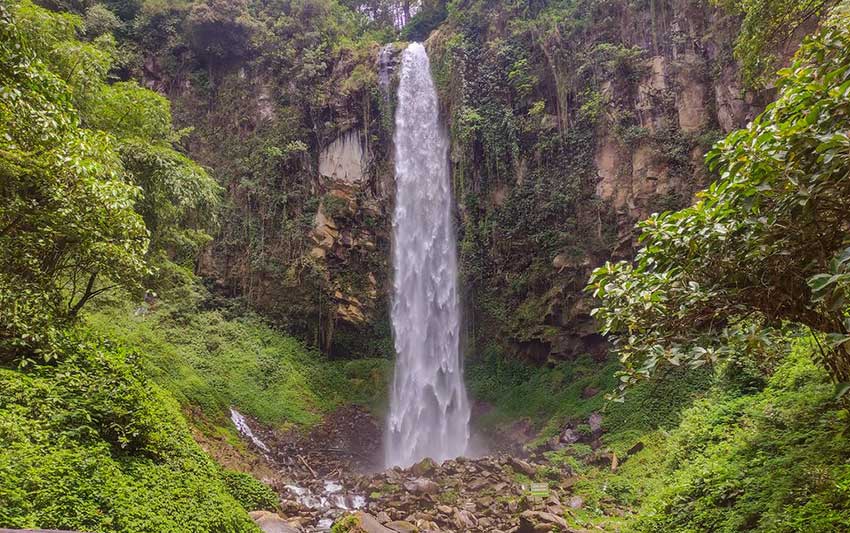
[385,43,471,468]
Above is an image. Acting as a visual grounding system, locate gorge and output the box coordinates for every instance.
[2,0,850,532]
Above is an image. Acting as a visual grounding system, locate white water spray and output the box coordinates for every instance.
[385,43,471,468]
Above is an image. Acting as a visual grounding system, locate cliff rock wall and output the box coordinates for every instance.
[131,0,788,363]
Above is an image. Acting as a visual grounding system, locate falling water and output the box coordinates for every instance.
[385,43,471,468]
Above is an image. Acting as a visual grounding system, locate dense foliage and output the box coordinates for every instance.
[0,0,147,359]
[0,2,269,530]
[715,0,837,88]
[0,332,260,532]
[536,337,850,532]
[589,3,850,391]
[0,0,218,361]
[426,0,732,361]
[85,286,389,427]
[633,343,850,532]
[4,0,850,531]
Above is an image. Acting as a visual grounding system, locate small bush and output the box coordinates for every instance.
[221,470,280,512]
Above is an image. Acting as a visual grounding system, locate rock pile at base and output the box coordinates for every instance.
[330,453,590,533]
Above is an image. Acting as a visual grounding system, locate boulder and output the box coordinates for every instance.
[334,511,394,533]
[568,496,585,510]
[588,412,603,435]
[508,457,537,477]
[248,511,300,533]
[560,426,581,445]
[385,520,419,532]
[409,457,437,477]
[453,508,477,529]
[403,477,439,495]
[518,510,570,532]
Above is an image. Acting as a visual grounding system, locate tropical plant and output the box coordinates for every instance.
[0,0,148,359]
[0,0,220,359]
[587,2,850,393]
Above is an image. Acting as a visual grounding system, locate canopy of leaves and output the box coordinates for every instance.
[587,2,850,392]
[0,0,219,360]
[0,0,148,359]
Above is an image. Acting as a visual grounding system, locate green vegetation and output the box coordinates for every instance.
[561,3,850,531]
[85,287,389,427]
[220,470,281,512]
[714,0,837,88]
[0,2,270,529]
[633,342,850,532]
[589,3,850,392]
[0,331,259,532]
[540,338,850,532]
[4,0,850,531]
[467,346,712,443]
[473,332,850,531]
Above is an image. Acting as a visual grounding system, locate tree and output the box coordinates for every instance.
[587,2,850,393]
[714,0,838,88]
[0,0,220,359]
[0,0,148,359]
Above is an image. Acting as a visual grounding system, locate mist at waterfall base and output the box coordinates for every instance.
[385,43,471,469]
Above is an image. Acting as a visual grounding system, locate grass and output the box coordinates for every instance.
[472,336,850,532]
[466,344,712,446]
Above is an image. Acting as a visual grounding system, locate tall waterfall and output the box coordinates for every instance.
[385,43,471,468]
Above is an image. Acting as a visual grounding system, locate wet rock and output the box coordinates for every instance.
[453,508,477,529]
[409,457,437,477]
[249,510,300,533]
[335,511,395,533]
[403,477,439,495]
[560,426,581,445]
[319,130,365,184]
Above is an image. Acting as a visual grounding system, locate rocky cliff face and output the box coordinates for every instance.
[147,29,403,357]
[417,0,786,363]
[139,0,785,363]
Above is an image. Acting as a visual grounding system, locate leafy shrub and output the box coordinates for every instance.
[220,470,280,512]
[0,330,259,532]
[588,4,850,390]
[632,340,850,532]
[85,290,389,427]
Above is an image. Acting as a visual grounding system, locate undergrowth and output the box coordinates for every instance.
[85,285,390,431]
[474,337,850,532]
[0,332,261,532]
